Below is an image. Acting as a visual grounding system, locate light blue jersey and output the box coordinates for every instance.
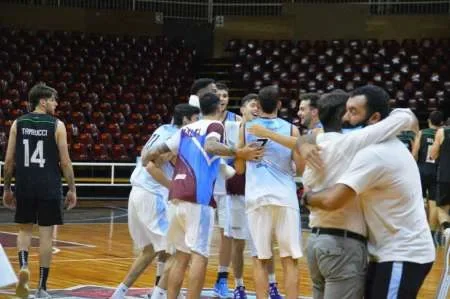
[244,117,299,211]
[130,124,178,199]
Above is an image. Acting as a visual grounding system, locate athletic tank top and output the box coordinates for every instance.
[15,113,61,193]
[418,128,437,174]
[397,130,416,152]
[437,128,450,183]
[130,124,177,198]
[244,117,298,211]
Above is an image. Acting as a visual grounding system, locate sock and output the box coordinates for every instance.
[442,221,450,230]
[218,266,229,273]
[150,286,167,299]
[268,273,276,284]
[235,278,244,288]
[156,262,165,285]
[216,271,228,282]
[38,267,50,291]
[18,251,28,269]
[111,282,128,299]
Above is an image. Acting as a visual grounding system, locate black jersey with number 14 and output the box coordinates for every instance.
[15,113,62,192]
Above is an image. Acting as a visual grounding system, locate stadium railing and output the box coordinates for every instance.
[2,0,448,19]
[0,161,302,200]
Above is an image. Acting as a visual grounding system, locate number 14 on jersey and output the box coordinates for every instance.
[23,139,46,168]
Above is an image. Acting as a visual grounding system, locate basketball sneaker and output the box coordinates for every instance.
[233,286,247,299]
[268,282,282,299]
[213,277,229,298]
[34,289,52,298]
[15,268,30,299]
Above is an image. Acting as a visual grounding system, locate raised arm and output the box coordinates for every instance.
[204,122,263,160]
[2,121,17,209]
[56,121,77,210]
[247,124,298,150]
[338,108,418,157]
[291,125,306,175]
[235,124,247,175]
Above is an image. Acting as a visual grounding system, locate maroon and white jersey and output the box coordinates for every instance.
[166,119,224,207]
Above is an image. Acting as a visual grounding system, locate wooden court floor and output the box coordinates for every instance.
[0,208,446,298]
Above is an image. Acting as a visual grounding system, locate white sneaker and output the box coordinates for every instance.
[34,289,52,299]
[149,286,167,299]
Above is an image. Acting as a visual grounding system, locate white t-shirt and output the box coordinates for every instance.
[304,108,418,237]
[337,138,435,263]
[214,120,241,196]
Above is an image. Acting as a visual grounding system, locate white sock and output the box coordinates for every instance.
[268,273,276,284]
[156,262,165,277]
[151,286,167,299]
[111,283,128,299]
[235,278,244,288]
[218,266,228,273]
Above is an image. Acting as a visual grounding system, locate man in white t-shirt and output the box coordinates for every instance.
[248,91,419,299]
[304,85,435,299]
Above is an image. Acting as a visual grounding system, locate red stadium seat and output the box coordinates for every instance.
[71,143,89,161]
[111,144,131,162]
[92,144,111,161]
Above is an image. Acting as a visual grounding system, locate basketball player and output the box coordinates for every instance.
[249,90,419,299]
[143,93,262,299]
[397,129,416,152]
[298,93,323,134]
[213,82,242,297]
[110,104,200,299]
[188,78,217,110]
[303,85,435,299]
[412,111,444,245]
[225,93,280,299]
[430,124,450,243]
[236,86,303,299]
[2,83,77,299]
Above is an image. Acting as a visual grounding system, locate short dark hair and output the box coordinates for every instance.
[350,85,390,120]
[173,104,200,126]
[429,111,444,126]
[29,83,57,108]
[299,93,320,109]
[258,85,279,114]
[216,82,229,92]
[241,93,258,106]
[317,92,349,132]
[200,93,220,116]
[191,78,215,95]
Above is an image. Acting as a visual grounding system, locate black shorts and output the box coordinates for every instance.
[420,171,437,200]
[436,182,450,207]
[365,261,433,299]
[15,187,64,226]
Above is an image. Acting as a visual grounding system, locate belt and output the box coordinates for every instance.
[311,227,367,243]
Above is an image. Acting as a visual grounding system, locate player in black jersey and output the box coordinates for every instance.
[2,83,77,299]
[397,130,416,152]
[412,111,443,244]
[430,122,450,244]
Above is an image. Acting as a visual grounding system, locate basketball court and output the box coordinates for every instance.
[0,207,446,298]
